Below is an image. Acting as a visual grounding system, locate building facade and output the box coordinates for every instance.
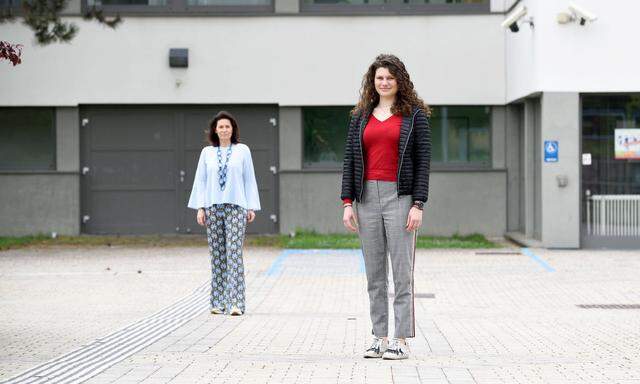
[1,0,639,248]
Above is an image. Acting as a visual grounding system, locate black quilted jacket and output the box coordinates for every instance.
[340,107,431,203]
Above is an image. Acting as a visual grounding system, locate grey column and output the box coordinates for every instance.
[523,99,536,239]
[540,92,580,248]
[275,0,299,13]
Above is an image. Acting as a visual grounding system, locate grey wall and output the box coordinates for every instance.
[0,107,81,237]
[280,172,344,234]
[540,92,580,248]
[0,174,80,236]
[279,170,507,237]
[278,106,508,237]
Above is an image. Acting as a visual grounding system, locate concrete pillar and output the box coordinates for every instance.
[523,98,536,239]
[275,0,299,13]
[279,107,302,171]
[505,104,522,232]
[540,92,580,248]
[56,107,80,172]
[491,106,506,169]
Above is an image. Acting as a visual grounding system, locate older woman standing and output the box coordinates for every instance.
[341,54,431,360]
[188,111,261,316]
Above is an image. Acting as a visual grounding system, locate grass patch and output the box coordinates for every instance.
[0,231,497,252]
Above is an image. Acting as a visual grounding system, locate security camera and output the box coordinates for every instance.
[501,5,531,33]
[568,2,597,25]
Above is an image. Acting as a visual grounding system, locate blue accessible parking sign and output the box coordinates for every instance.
[544,140,558,162]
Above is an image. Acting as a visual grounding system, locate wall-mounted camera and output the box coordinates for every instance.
[557,2,598,26]
[501,5,534,33]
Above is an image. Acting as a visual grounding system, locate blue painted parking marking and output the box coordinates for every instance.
[521,248,556,272]
[265,249,364,276]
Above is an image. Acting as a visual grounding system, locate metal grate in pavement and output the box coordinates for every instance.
[577,304,640,309]
[0,282,209,384]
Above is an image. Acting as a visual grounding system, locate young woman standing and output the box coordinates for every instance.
[341,54,431,360]
[188,111,261,316]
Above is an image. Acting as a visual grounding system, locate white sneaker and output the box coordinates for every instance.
[382,339,410,360]
[363,337,388,358]
[210,307,224,315]
[229,306,243,316]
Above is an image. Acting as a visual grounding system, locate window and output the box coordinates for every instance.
[83,0,272,12]
[303,106,352,168]
[431,106,490,165]
[0,108,56,171]
[301,0,489,14]
[302,105,491,169]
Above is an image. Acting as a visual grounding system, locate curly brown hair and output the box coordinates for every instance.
[352,54,430,117]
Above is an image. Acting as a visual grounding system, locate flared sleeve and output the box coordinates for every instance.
[187,147,208,210]
[242,146,261,211]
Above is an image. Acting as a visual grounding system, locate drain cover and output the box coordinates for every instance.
[577,304,640,309]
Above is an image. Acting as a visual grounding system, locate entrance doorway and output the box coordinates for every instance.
[581,95,640,248]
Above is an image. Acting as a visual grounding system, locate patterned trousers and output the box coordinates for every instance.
[205,203,248,313]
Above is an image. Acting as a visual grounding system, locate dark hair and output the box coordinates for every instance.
[353,54,430,117]
[208,111,240,146]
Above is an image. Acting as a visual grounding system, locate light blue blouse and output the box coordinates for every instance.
[187,144,261,211]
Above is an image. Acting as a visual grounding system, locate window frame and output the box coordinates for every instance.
[0,107,57,172]
[430,105,493,169]
[299,0,490,15]
[302,105,353,170]
[300,105,493,172]
[80,0,274,15]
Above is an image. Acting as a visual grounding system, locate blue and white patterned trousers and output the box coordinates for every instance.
[205,203,248,313]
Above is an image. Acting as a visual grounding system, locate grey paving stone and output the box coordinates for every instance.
[2,247,640,384]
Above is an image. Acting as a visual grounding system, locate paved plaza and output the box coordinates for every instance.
[1,244,640,384]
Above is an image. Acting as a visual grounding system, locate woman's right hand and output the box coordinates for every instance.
[342,206,358,232]
[196,208,206,226]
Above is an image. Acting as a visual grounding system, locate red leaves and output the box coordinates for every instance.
[0,41,23,66]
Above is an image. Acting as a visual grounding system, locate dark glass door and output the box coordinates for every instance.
[581,95,640,248]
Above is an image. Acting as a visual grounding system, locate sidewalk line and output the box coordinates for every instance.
[521,248,556,272]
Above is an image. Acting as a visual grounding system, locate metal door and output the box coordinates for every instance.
[178,106,279,234]
[81,105,279,235]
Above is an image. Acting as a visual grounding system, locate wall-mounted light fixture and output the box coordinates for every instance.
[169,48,189,68]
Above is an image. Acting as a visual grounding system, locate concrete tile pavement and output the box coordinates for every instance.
[1,246,640,383]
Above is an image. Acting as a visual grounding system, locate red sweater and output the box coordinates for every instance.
[343,114,401,204]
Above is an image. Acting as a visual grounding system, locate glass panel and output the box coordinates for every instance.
[304,0,484,4]
[582,95,640,240]
[187,0,269,4]
[0,108,56,171]
[303,106,352,168]
[303,105,490,168]
[430,106,490,165]
[87,0,167,5]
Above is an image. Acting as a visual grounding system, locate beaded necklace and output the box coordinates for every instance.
[217,144,233,191]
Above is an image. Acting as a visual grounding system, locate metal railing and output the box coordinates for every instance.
[587,195,640,236]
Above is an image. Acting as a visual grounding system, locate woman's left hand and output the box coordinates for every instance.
[247,210,256,223]
[405,207,423,232]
